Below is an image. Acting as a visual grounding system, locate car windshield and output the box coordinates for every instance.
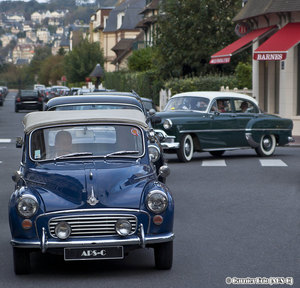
[53,104,141,111]
[30,124,144,161]
[164,97,209,112]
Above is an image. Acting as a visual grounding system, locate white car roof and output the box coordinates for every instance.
[23,109,148,133]
[171,91,258,104]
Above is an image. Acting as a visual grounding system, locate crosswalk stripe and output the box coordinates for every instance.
[0,139,11,143]
[202,159,227,166]
[259,159,287,167]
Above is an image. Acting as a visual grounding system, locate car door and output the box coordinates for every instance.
[232,98,260,147]
[207,98,240,149]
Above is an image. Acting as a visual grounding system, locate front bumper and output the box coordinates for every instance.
[155,129,179,149]
[11,225,174,252]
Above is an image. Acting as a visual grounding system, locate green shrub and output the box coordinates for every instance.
[235,62,252,89]
[103,70,163,105]
[164,75,238,94]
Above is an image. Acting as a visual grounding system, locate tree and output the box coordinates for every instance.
[28,46,52,78]
[38,55,65,85]
[156,0,243,78]
[127,47,157,72]
[64,38,104,83]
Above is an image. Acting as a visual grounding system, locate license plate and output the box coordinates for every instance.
[64,246,124,261]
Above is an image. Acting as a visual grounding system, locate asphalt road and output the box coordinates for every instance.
[0,92,299,288]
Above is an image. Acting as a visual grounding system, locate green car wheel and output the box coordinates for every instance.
[177,134,194,162]
[255,134,276,157]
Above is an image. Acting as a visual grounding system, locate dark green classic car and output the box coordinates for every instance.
[153,92,294,162]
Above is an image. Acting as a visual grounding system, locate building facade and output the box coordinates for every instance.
[210,0,300,135]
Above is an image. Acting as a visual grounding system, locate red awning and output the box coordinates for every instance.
[210,26,275,64]
[254,22,300,61]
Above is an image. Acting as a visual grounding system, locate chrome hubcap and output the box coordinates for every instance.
[184,141,191,155]
[263,137,271,150]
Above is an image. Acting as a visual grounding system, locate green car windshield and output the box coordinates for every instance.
[164,97,209,112]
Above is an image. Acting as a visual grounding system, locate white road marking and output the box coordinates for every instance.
[259,159,287,167]
[202,159,227,166]
[0,139,11,143]
[0,161,2,164]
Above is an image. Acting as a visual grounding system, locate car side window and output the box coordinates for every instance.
[210,99,232,113]
[234,99,259,114]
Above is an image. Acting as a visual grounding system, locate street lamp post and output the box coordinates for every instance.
[89,63,104,89]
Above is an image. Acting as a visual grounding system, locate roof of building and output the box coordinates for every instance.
[233,0,300,21]
[104,0,145,32]
[23,109,148,133]
[139,0,159,14]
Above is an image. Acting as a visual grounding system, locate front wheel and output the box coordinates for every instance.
[255,134,276,157]
[154,241,173,270]
[13,247,31,274]
[177,134,194,162]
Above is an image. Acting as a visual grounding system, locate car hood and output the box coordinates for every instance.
[27,161,155,212]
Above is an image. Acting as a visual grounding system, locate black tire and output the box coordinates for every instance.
[209,150,225,157]
[15,107,18,112]
[154,241,173,270]
[13,247,31,275]
[255,134,276,157]
[177,134,194,162]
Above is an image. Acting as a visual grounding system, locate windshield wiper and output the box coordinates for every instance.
[104,150,140,160]
[54,152,93,160]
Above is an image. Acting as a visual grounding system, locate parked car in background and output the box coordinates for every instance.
[10,110,174,274]
[34,84,45,91]
[0,88,4,106]
[153,91,294,162]
[15,90,43,112]
[45,92,165,182]
[69,87,80,95]
[76,88,92,95]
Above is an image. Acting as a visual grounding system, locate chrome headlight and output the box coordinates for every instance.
[17,195,39,218]
[163,119,172,130]
[115,219,132,236]
[146,190,168,214]
[55,222,72,239]
[149,145,160,162]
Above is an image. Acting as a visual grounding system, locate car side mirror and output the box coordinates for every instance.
[159,165,170,178]
[16,137,23,148]
[12,170,24,183]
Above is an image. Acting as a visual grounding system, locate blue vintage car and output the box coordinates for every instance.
[9,110,174,274]
[154,91,294,162]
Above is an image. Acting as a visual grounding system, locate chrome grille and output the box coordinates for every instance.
[49,214,137,238]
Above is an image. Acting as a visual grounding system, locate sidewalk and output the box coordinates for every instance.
[288,136,300,147]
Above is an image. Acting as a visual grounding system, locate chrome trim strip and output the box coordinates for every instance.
[154,129,175,139]
[41,227,48,253]
[202,147,249,152]
[10,232,175,249]
[139,224,145,248]
[245,128,291,132]
[161,143,180,149]
[180,128,291,134]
